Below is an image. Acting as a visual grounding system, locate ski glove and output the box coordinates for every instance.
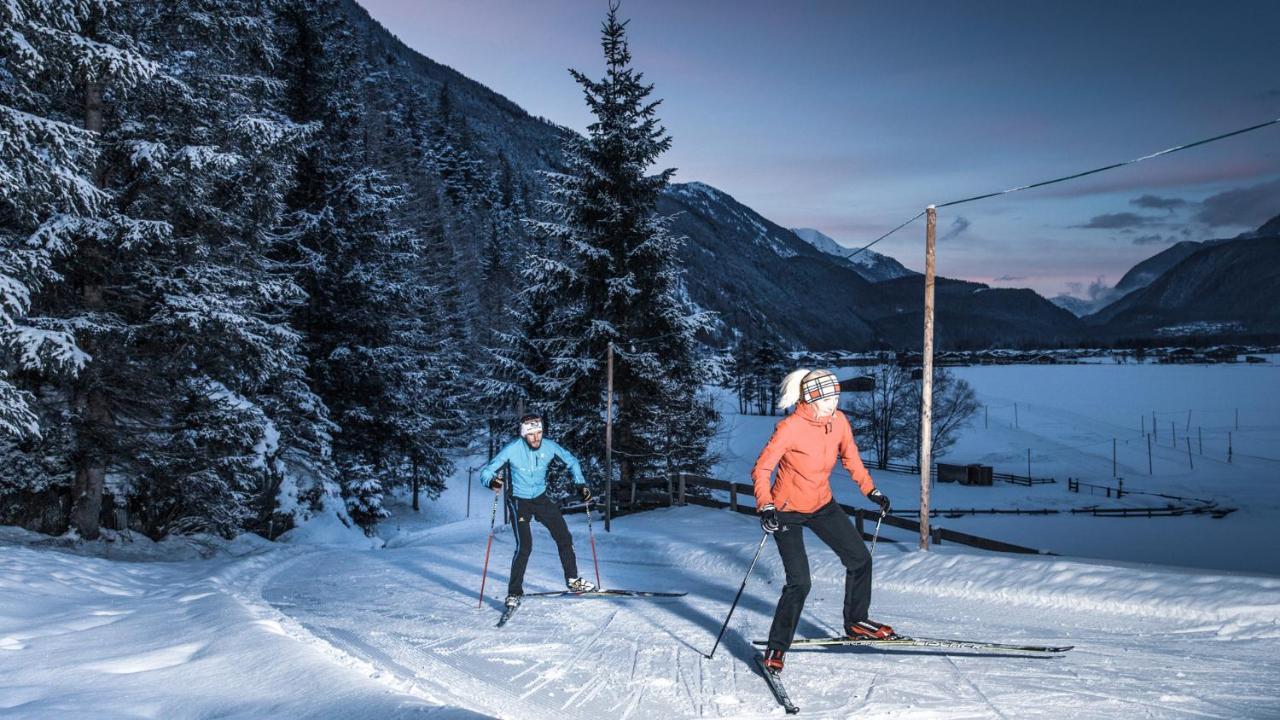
[488,476,504,491]
[580,485,592,502]
[760,504,781,534]
[868,488,891,514]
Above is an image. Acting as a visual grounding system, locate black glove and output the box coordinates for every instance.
[868,488,891,514]
[579,485,592,503]
[488,476,504,491]
[760,504,780,534]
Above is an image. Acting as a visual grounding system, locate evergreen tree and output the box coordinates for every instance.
[282,0,463,529]
[0,1,156,440]
[518,2,718,490]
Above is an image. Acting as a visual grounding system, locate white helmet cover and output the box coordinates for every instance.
[800,371,840,404]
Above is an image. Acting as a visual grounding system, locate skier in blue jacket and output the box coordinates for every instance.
[479,414,596,608]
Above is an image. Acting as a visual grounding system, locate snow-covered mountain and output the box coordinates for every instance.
[791,227,917,282]
[661,182,1084,349]
[1049,294,1098,317]
[1083,235,1280,338]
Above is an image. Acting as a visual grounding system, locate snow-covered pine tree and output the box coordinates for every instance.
[26,0,331,539]
[519,2,719,491]
[282,0,463,528]
[0,0,162,536]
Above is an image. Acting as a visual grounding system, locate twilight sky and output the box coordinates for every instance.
[358,0,1280,299]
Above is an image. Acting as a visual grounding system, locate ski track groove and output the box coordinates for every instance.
[943,654,1009,720]
[518,609,616,701]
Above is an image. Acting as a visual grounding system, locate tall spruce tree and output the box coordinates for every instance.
[38,0,330,539]
[282,0,463,529]
[519,2,718,490]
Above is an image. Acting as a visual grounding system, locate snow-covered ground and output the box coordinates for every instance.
[4,477,1280,718]
[2,360,1279,718]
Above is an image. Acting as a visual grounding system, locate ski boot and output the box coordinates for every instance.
[504,594,522,609]
[762,649,785,673]
[846,619,895,639]
[566,577,597,593]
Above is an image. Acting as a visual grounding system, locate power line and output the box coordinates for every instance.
[841,115,1280,263]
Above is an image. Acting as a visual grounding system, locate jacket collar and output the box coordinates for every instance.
[793,402,837,427]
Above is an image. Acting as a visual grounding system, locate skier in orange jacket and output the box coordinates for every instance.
[752,368,893,673]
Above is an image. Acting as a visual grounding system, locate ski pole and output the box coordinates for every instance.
[478,487,501,609]
[870,509,885,558]
[585,494,602,589]
[708,530,769,660]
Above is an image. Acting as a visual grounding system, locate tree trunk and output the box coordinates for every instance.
[411,457,420,512]
[71,77,109,540]
[71,386,110,539]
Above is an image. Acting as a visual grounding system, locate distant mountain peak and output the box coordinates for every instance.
[790,227,916,282]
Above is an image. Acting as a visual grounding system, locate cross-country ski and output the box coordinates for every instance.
[522,589,687,598]
[754,634,1074,655]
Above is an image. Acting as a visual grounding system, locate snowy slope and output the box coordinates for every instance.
[4,476,1278,718]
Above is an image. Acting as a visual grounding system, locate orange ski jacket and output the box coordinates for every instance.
[751,402,876,513]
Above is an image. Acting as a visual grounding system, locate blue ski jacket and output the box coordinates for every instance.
[478,438,586,499]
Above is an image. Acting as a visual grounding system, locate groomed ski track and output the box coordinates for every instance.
[245,505,1280,719]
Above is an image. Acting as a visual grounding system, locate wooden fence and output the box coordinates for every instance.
[879,461,1055,487]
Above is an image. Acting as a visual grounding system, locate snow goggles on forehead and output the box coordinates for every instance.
[519,418,543,436]
[801,374,840,403]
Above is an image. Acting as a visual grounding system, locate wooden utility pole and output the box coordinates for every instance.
[605,343,614,532]
[919,206,937,551]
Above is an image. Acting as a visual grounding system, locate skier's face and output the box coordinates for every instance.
[522,430,543,449]
[812,395,839,418]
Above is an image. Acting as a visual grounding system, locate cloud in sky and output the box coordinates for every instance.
[994,275,1025,282]
[1133,233,1170,245]
[940,216,971,242]
[1064,276,1118,302]
[1193,178,1280,228]
[1130,194,1187,212]
[1072,212,1157,229]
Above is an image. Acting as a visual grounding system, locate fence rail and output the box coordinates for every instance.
[878,461,1055,486]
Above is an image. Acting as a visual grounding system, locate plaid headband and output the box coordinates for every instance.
[519,418,543,436]
[801,374,840,403]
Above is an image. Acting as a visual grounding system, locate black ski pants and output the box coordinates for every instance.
[767,500,872,652]
[508,492,579,596]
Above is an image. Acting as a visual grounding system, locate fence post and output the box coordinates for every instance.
[678,472,687,505]
[666,472,674,506]
[729,483,738,512]
[1117,478,1124,498]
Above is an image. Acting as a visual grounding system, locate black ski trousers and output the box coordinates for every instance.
[767,500,872,652]
[508,492,578,596]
